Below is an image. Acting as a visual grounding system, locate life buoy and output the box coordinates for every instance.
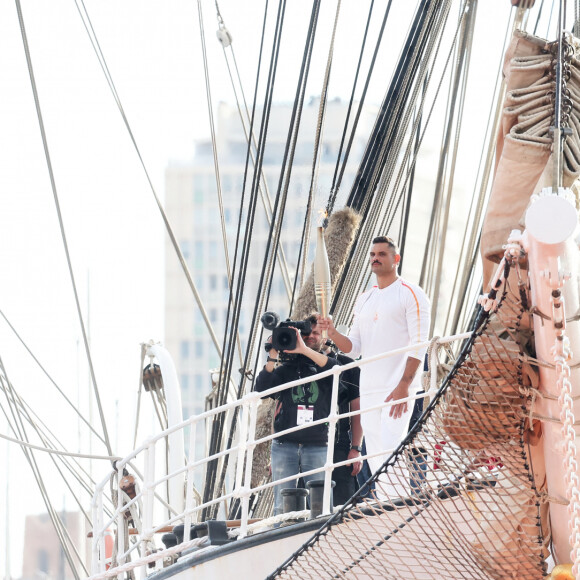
[104,528,114,570]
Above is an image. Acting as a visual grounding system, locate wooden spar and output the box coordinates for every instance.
[523,189,580,568]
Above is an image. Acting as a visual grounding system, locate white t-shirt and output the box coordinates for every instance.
[346,278,431,396]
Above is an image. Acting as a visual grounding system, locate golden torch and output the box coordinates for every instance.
[314,226,332,338]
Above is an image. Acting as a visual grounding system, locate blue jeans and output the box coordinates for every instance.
[271,439,327,515]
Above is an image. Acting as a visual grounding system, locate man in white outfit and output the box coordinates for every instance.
[318,236,431,496]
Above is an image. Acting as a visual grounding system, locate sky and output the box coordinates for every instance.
[0,0,566,577]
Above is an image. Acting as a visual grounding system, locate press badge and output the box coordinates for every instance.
[297,405,314,426]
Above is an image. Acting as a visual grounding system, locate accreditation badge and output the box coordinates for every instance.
[296,405,314,426]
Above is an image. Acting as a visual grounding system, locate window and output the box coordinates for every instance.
[195,374,204,394]
[222,174,233,192]
[181,374,190,396]
[195,341,204,358]
[180,341,189,359]
[209,274,217,291]
[194,241,204,269]
[181,240,190,260]
[209,241,218,260]
[193,174,205,203]
[296,209,305,227]
[209,308,218,323]
[38,549,49,574]
[209,208,219,226]
[193,207,204,226]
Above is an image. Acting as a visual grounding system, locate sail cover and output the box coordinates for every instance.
[481,30,580,290]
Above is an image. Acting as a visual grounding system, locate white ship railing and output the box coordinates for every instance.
[90,332,470,578]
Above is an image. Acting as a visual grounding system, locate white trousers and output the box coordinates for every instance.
[360,393,413,499]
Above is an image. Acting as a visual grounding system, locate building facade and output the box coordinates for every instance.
[164,100,370,464]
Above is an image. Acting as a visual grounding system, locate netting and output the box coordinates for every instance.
[271,275,548,579]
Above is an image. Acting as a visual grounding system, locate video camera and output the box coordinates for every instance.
[260,311,312,352]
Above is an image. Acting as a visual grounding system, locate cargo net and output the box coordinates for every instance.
[270,285,548,579]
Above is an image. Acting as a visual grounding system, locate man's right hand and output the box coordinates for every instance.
[316,316,336,339]
[317,316,352,354]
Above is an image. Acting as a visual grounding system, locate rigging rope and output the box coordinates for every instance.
[332,0,455,327]
[0,362,115,525]
[203,0,281,515]
[423,0,477,334]
[291,0,343,311]
[215,1,295,303]
[0,308,106,445]
[0,380,104,489]
[196,0,243,371]
[326,0,376,217]
[73,0,223,359]
[0,356,85,578]
[330,0,439,320]
[446,5,517,336]
[208,0,325,517]
[15,0,113,461]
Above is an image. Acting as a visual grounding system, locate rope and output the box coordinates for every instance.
[0,308,106,445]
[210,0,324,519]
[0,370,111,524]
[537,490,569,506]
[423,1,477,335]
[204,0,286,514]
[446,4,516,335]
[556,336,580,576]
[331,0,456,324]
[215,10,295,304]
[291,0,342,309]
[16,0,113,459]
[338,0,457,321]
[0,431,121,460]
[0,359,84,579]
[327,0,376,215]
[132,345,147,449]
[196,0,240,369]
[73,0,223,358]
[228,509,313,536]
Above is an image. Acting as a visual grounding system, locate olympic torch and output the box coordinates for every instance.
[314,226,332,338]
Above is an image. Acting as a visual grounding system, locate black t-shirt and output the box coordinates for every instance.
[330,352,360,449]
[254,356,339,445]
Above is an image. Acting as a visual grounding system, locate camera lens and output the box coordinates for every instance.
[274,327,297,350]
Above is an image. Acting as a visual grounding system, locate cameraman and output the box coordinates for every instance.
[254,315,340,516]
